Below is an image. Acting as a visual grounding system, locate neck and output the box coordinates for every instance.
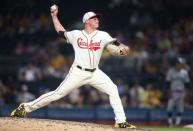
[84,26,96,34]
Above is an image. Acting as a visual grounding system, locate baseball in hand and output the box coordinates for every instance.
[120,46,129,55]
[50,4,58,12]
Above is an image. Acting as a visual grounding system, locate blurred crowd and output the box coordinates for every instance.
[0,0,193,109]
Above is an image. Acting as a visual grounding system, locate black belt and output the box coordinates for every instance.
[76,65,96,72]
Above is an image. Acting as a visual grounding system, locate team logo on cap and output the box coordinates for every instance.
[77,38,101,51]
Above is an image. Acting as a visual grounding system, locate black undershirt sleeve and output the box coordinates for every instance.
[112,40,120,46]
[58,31,67,40]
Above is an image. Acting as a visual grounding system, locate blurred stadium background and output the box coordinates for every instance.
[0,0,193,127]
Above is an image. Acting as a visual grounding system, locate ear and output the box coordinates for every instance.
[85,19,90,24]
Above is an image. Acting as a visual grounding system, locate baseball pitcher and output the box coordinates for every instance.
[10,5,136,129]
[166,57,190,127]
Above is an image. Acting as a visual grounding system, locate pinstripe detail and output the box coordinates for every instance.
[90,31,98,68]
[81,31,92,67]
[29,66,73,107]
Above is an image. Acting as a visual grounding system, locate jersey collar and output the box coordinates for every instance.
[82,30,98,37]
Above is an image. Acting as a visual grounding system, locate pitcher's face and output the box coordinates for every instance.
[87,17,99,29]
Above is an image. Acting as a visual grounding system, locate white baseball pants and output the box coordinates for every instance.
[24,64,126,123]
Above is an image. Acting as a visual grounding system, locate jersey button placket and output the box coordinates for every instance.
[87,36,92,68]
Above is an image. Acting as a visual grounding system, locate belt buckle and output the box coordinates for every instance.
[82,67,86,71]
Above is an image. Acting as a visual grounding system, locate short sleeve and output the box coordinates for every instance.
[65,31,74,44]
[103,32,116,45]
[166,69,172,81]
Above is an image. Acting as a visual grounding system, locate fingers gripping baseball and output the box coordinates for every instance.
[106,43,129,56]
[50,4,58,16]
[119,45,129,56]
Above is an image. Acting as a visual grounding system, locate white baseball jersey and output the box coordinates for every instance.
[65,30,115,69]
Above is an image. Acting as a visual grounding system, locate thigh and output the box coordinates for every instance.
[167,98,175,111]
[89,69,119,96]
[176,93,185,112]
[167,93,177,111]
[55,66,89,95]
